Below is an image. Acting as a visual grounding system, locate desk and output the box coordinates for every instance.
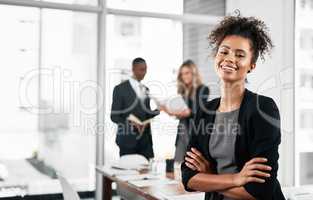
[96,165,197,200]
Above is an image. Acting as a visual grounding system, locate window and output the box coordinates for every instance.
[105,15,183,161]
[300,110,313,129]
[0,0,225,198]
[301,0,306,9]
[296,1,313,185]
[184,0,225,15]
[0,5,97,196]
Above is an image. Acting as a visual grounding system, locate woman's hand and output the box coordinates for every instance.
[185,148,212,173]
[159,105,174,116]
[233,157,272,187]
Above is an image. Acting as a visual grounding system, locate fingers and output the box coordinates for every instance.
[191,148,204,159]
[246,157,267,165]
[189,148,207,163]
[247,170,271,178]
[240,157,272,185]
[185,156,201,171]
[185,161,197,171]
[247,164,272,171]
[186,151,202,165]
[247,177,266,183]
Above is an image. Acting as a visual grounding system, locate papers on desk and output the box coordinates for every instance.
[98,166,139,176]
[162,192,205,200]
[283,186,313,200]
[129,178,178,187]
[116,174,159,181]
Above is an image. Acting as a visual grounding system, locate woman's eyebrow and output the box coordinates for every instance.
[220,45,230,49]
[220,45,247,54]
[235,49,246,54]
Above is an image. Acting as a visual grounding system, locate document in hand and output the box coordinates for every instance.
[127,114,153,126]
[163,95,188,113]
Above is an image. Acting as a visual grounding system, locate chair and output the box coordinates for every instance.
[57,173,80,200]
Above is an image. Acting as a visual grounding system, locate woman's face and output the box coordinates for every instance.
[180,66,193,86]
[214,35,255,83]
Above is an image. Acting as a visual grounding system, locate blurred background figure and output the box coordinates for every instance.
[111,57,160,160]
[161,60,209,162]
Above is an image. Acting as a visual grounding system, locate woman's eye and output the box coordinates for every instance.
[236,54,245,58]
[219,51,227,55]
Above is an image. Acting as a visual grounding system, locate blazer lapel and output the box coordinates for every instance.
[125,80,138,101]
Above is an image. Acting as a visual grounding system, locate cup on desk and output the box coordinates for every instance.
[174,162,182,180]
[149,158,158,174]
[165,158,174,173]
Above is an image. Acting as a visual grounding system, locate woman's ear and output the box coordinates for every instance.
[248,63,256,73]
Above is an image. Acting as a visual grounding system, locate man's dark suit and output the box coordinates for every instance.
[110,80,159,160]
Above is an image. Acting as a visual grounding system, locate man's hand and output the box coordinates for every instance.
[130,122,145,135]
[233,157,271,187]
[185,148,212,173]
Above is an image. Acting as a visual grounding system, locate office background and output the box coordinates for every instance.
[0,0,310,199]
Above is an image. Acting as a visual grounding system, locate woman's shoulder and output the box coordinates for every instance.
[245,90,279,116]
[197,84,209,92]
[198,97,220,115]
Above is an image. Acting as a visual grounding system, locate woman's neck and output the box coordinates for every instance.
[219,82,245,112]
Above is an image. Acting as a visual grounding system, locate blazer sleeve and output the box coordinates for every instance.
[181,113,204,192]
[110,86,126,124]
[243,97,281,200]
[199,86,209,110]
[191,85,209,118]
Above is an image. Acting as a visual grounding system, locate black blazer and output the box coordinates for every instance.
[181,89,285,200]
[176,85,209,145]
[110,80,159,151]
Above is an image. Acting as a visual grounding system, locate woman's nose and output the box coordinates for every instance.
[224,52,235,62]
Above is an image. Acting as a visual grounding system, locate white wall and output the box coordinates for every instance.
[226,0,295,186]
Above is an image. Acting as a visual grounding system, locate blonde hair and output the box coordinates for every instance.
[177,60,203,99]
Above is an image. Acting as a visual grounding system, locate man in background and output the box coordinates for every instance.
[110,57,159,160]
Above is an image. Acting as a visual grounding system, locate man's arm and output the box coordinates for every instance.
[110,86,125,124]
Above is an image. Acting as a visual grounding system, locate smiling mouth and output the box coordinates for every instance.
[220,64,238,72]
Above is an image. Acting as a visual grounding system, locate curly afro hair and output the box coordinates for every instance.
[208,15,274,64]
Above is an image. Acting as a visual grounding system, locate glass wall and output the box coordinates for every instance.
[0,4,97,197]
[104,0,225,164]
[295,0,313,185]
[0,0,225,198]
[105,15,183,162]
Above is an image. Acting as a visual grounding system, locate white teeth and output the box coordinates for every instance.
[221,65,236,71]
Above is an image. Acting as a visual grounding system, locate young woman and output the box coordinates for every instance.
[161,60,209,162]
[181,16,286,200]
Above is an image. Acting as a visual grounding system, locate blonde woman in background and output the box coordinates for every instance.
[162,60,209,162]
